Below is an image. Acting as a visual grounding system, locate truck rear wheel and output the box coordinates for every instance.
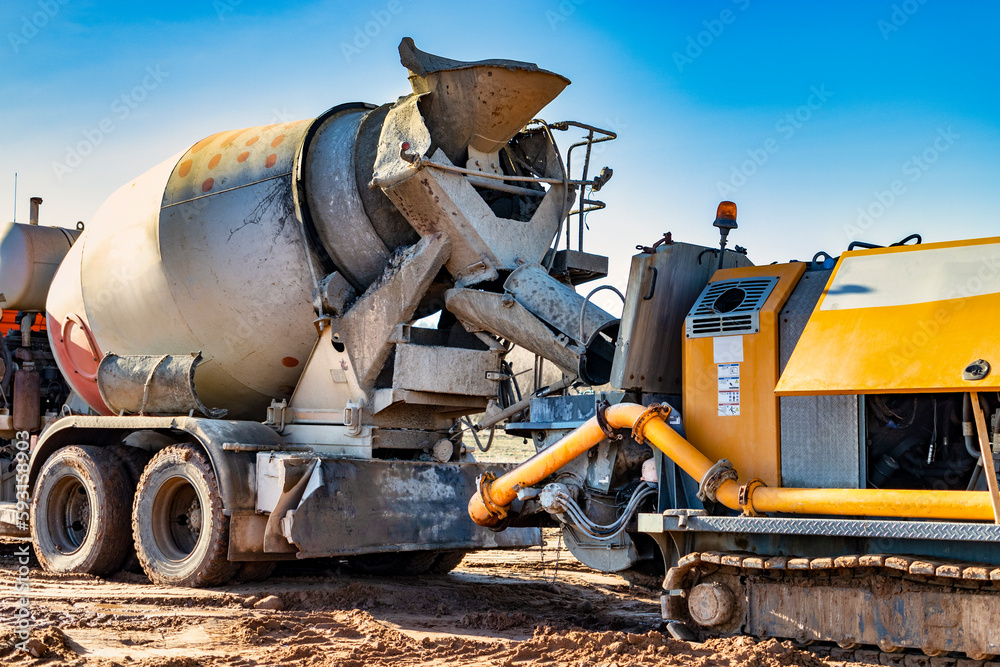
[107,444,153,574]
[346,550,439,575]
[30,445,132,576]
[132,444,237,587]
[108,444,152,488]
[429,550,468,574]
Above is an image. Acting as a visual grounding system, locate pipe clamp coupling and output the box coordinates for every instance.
[697,459,737,503]
[596,398,623,442]
[739,478,767,516]
[632,403,672,445]
[476,471,508,520]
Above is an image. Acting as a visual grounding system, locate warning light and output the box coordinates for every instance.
[712,201,739,272]
[714,201,738,230]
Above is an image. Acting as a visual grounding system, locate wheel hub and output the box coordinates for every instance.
[186,499,202,534]
[51,477,91,554]
[688,582,736,628]
[151,476,205,561]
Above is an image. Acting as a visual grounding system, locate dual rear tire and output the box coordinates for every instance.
[31,444,466,586]
[131,445,238,587]
[30,446,132,576]
[31,443,239,587]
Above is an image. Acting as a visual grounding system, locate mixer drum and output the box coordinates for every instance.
[46,104,417,419]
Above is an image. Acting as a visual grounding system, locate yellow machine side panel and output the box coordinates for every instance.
[682,262,805,487]
[776,236,1000,396]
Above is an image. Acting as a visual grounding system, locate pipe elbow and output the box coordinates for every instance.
[605,402,648,430]
[469,472,506,527]
[468,492,501,527]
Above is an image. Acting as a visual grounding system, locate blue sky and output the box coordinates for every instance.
[2,0,998,305]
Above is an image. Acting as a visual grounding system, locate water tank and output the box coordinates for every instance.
[0,221,79,312]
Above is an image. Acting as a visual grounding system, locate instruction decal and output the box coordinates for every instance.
[718,363,740,416]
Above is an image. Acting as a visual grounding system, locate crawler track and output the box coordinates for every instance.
[668,551,1000,660]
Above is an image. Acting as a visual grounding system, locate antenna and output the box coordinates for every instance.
[12,172,16,223]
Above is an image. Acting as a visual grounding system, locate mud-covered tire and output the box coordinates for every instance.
[345,553,402,574]
[346,550,439,576]
[107,445,152,488]
[30,446,132,576]
[132,444,237,587]
[234,560,277,583]
[429,550,468,574]
[107,445,153,574]
[399,550,439,575]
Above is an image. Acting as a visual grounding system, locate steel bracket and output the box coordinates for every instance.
[344,401,364,437]
[595,398,622,442]
[265,399,288,432]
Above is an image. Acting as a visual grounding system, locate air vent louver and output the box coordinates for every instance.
[685,277,778,338]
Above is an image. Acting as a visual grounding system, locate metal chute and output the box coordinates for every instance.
[97,353,226,418]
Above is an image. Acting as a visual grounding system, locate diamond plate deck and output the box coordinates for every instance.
[639,512,1000,542]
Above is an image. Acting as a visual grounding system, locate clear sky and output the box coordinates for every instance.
[2,0,998,311]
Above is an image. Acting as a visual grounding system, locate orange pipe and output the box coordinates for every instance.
[748,487,995,521]
[468,402,999,526]
[616,404,743,511]
[468,417,609,526]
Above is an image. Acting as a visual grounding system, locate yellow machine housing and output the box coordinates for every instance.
[681,263,804,486]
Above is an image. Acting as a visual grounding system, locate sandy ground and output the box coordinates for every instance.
[0,531,878,667]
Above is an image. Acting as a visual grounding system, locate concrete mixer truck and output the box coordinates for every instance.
[0,38,622,586]
[8,36,1000,661]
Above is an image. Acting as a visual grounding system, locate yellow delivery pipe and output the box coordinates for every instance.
[748,486,994,520]
[468,402,997,527]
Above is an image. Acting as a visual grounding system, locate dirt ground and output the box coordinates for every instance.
[0,531,881,667]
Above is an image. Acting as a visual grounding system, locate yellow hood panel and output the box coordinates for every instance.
[776,236,1000,395]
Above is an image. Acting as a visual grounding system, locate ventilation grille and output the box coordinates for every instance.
[685,277,779,338]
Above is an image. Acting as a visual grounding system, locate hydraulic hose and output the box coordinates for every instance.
[468,402,999,527]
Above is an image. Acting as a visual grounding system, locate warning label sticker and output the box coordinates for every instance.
[717,363,740,416]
